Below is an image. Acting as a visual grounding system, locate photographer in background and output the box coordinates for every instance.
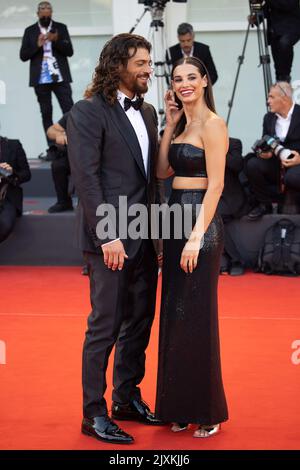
[166,23,218,85]
[250,0,300,82]
[245,82,300,220]
[266,0,300,82]
[46,112,73,214]
[0,135,31,243]
[218,138,250,275]
[20,2,74,160]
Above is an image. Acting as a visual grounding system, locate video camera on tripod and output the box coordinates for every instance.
[249,0,266,13]
[134,0,187,128]
[138,0,187,5]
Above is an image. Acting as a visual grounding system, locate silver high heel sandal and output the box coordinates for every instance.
[193,423,221,438]
[171,422,188,433]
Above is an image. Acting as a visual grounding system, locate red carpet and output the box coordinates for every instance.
[0,267,299,450]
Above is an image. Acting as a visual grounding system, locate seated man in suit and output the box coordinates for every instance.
[0,135,31,243]
[167,23,218,85]
[218,138,250,275]
[46,112,73,213]
[245,82,300,219]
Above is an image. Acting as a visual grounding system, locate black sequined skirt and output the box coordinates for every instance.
[155,189,228,425]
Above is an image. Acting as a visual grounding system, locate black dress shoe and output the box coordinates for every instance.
[48,201,73,213]
[81,264,89,276]
[81,416,134,444]
[247,203,272,220]
[229,261,245,276]
[112,399,163,425]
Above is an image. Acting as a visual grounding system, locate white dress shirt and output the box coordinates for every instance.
[181,45,194,58]
[102,90,150,247]
[275,103,295,141]
[117,90,149,174]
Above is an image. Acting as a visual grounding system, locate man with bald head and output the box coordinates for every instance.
[20,2,74,158]
[246,82,300,219]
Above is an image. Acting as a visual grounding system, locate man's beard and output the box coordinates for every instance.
[133,75,149,95]
[39,16,52,27]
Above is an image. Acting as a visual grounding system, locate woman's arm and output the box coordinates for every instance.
[193,117,228,236]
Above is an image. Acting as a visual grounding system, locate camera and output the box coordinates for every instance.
[249,0,266,13]
[138,0,187,6]
[252,135,294,161]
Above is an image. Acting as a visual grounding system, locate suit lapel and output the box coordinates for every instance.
[270,114,277,136]
[140,104,157,183]
[285,105,300,141]
[0,138,9,163]
[106,100,147,180]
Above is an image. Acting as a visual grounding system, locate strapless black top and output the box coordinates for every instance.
[168,143,207,178]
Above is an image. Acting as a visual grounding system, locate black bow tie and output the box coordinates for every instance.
[124,97,144,112]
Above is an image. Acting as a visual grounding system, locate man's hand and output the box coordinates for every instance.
[0,162,13,173]
[46,32,58,42]
[258,151,273,160]
[37,33,47,47]
[281,151,300,168]
[101,239,128,271]
[56,132,68,146]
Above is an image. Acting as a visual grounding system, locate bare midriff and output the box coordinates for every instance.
[172,176,208,190]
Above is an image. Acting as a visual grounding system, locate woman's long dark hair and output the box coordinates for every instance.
[171,57,216,138]
[84,33,151,104]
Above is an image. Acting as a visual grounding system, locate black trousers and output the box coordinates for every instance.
[245,153,281,204]
[51,154,71,203]
[245,153,300,204]
[34,82,73,146]
[270,32,300,80]
[0,200,17,243]
[221,216,243,265]
[82,239,158,418]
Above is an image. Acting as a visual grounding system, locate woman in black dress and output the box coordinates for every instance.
[155,57,228,438]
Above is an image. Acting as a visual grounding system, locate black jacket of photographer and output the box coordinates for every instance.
[167,41,218,85]
[263,103,300,153]
[0,137,31,214]
[264,0,300,39]
[20,20,73,87]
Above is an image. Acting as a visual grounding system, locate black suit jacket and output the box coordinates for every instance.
[20,20,73,86]
[67,94,161,257]
[218,138,249,219]
[167,41,218,85]
[263,103,300,152]
[265,0,300,37]
[0,137,31,214]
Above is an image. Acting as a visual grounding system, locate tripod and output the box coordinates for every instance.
[226,6,273,125]
[129,2,171,129]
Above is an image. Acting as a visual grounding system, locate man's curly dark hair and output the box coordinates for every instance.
[85,33,152,104]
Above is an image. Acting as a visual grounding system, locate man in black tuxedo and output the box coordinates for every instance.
[246,82,300,219]
[265,0,300,82]
[20,2,74,157]
[167,23,218,85]
[0,136,31,243]
[68,34,163,444]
